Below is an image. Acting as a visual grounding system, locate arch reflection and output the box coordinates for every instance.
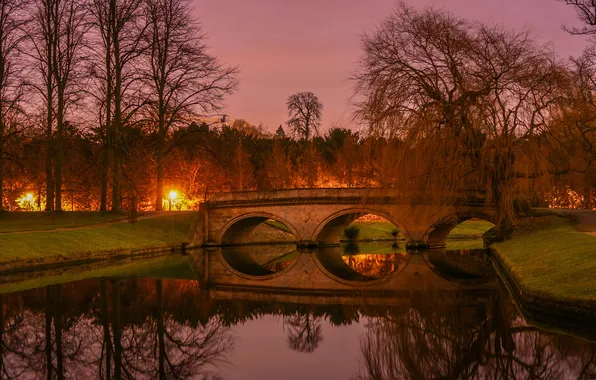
[423,249,496,284]
[316,243,410,282]
[221,244,298,277]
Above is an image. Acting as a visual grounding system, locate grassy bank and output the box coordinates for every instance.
[0,212,194,268]
[492,215,596,305]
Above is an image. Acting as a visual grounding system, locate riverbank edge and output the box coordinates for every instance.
[489,248,596,332]
[0,243,189,276]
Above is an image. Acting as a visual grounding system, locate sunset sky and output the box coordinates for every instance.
[197,0,588,132]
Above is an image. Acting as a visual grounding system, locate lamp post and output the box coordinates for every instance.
[168,191,178,211]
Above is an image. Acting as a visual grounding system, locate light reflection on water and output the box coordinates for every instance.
[0,243,594,379]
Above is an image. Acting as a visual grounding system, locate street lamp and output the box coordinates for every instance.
[168,191,178,211]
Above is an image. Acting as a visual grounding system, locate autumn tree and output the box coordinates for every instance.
[143,0,237,211]
[0,0,27,211]
[286,91,323,140]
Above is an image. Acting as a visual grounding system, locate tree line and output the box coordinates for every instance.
[0,0,237,212]
[2,0,596,227]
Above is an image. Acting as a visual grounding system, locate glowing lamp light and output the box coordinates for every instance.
[169,191,178,200]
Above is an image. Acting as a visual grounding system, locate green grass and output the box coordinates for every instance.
[0,254,196,294]
[492,215,596,303]
[0,211,142,232]
[448,219,495,238]
[345,221,403,240]
[0,213,194,265]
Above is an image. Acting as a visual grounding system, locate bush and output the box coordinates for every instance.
[343,225,360,241]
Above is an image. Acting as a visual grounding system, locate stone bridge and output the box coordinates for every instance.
[191,188,497,249]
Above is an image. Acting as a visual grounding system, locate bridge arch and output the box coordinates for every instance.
[423,212,497,246]
[312,208,411,245]
[219,212,301,245]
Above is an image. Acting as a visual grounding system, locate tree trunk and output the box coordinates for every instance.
[101,26,113,212]
[155,141,164,211]
[110,0,122,213]
[0,120,4,211]
[100,144,109,211]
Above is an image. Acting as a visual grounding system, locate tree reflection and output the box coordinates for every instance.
[283,312,323,354]
[354,289,596,379]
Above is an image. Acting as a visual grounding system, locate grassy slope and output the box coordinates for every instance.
[0,254,196,294]
[492,216,596,303]
[0,211,137,232]
[0,213,194,264]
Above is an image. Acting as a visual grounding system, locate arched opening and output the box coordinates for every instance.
[314,211,410,282]
[315,211,408,245]
[220,214,298,246]
[219,214,299,277]
[425,214,495,250]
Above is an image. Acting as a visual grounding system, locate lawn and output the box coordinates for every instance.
[0,253,196,294]
[492,215,596,303]
[0,212,194,266]
[0,211,137,232]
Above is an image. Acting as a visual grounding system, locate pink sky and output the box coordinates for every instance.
[195,0,588,133]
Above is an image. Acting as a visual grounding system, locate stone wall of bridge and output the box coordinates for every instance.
[190,188,497,247]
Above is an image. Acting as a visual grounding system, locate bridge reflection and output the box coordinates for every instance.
[195,243,496,291]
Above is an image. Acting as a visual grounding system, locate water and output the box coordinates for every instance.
[0,244,594,379]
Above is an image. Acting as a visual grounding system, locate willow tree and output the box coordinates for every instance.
[353,3,566,229]
[144,0,237,211]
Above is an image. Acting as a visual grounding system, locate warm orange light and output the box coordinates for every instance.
[169,191,178,200]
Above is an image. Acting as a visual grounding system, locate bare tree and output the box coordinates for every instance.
[88,0,147,212]
[0,0,27,211]
[27,0,88,211]
[558,0,596,35]
[143,0,237,211]
[286,91,322,140]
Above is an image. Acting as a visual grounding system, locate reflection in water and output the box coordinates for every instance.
[0,279,232,379]
[221,244,297,276]
[283,312,323,353]
[424,249,496,283]
[0,247,594,378]
[354,290,596,379]
[317,243,410,281]
[342,253,409,279]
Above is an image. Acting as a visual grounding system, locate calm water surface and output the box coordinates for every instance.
[0,244,594,379]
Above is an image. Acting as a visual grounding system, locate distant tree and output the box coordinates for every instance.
[275,125,286,139]
[286,91,323,140]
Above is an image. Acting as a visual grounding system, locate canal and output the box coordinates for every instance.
[0,242,594,379]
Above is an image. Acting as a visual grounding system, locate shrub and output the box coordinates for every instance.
[344,225,360,241]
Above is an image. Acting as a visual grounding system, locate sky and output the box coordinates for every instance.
[195,0,589,133]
